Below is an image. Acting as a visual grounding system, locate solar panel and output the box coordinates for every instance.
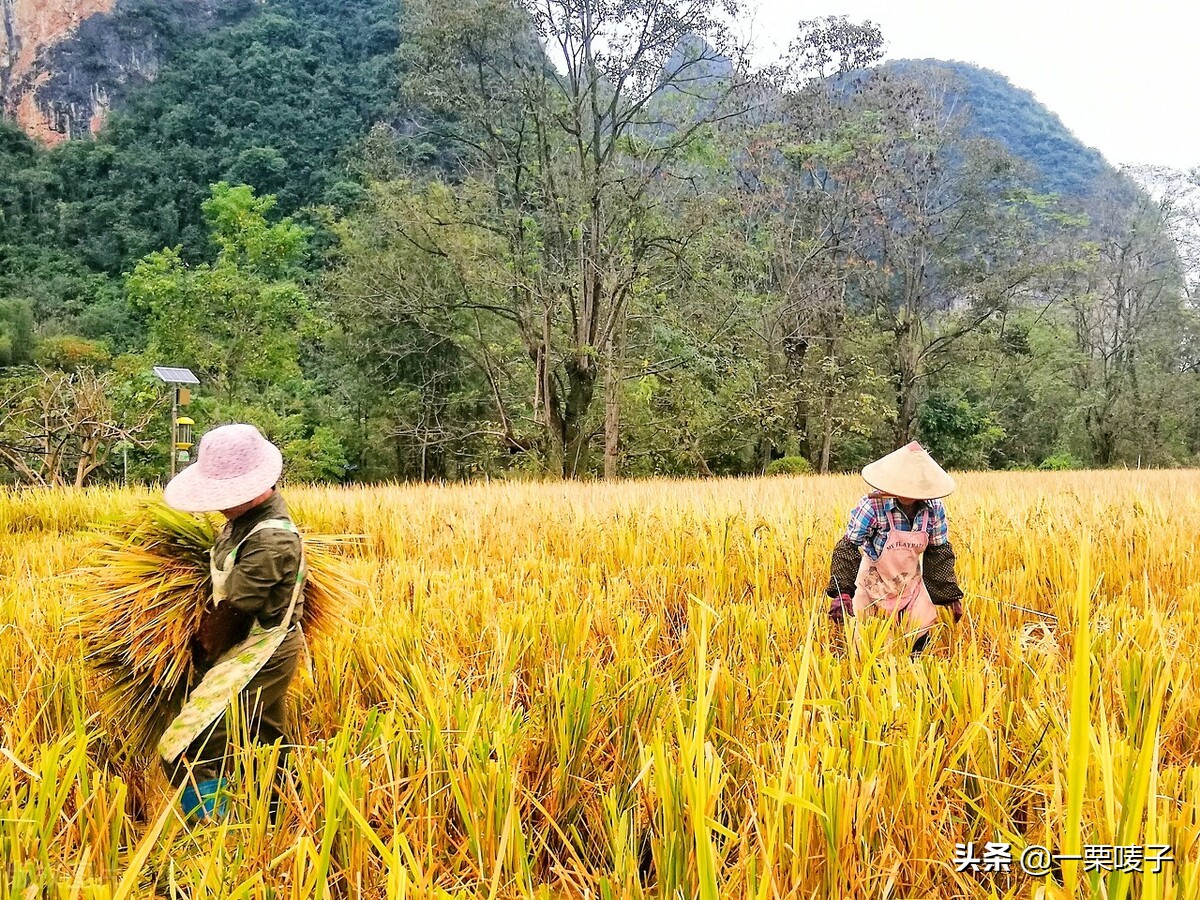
[153,366,199,385]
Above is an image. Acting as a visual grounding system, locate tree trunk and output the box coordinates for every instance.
[757,432,772,475]
[563,358,597,478]
[542,355,599,479]
[897,383,919,445]
[74,432,97,487]
[1093,410,1116,467]
[394,432,406,480]
[539,310,568,477]
[819,336,836,474]
[544,395,567,478]
[894,318,921,445]
[784,329,810,459]
[603,320,624,480]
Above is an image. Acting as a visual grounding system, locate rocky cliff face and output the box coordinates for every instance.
[2,0,114,141]
[1,0,229,143]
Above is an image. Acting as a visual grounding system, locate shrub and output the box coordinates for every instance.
[1038,452,1084,471]
[766,455,814,476]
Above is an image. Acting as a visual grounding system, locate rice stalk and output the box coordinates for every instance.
[71,502,361,759]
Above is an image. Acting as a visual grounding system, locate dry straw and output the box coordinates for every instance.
[72,502,359,758]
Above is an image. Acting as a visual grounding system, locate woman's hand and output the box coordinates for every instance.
[828,593,854,623]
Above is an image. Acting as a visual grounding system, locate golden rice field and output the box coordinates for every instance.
[2,471,1200,899]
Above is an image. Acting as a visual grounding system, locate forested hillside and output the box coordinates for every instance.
[1,0,1197,485]
[883,59,1112,196]
[1,0,397,330]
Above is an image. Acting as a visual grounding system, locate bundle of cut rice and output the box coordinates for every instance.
[73,502,360,759]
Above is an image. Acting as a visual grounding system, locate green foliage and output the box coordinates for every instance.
[0,123,118,332]
[765,456,814,476]
[283,426,350,483]
[127,183,311,400]
[0,0,398,339]
[0,0,1195,484]
[917,392,1006,469]
[34,336,112,372]
[202,183,311,274]
[324,177,521,481]
[1038,452,1085,471]
[63,0,399,270]
[0,300,35,367]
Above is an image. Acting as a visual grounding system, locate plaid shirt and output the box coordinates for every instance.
[844,496,949,562]
[827,495,962,606]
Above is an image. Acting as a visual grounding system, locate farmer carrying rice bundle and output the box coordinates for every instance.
[75,424,356,824]
[157,423,308,820]
[825,441,964,655]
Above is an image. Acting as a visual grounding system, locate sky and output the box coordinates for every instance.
[740,0,1200,171]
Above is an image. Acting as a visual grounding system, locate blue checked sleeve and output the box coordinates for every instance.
[844,496,877,545]
[926,500,950,546]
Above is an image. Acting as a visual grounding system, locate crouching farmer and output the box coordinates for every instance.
[157,424,307,821]
[826,441,964,654]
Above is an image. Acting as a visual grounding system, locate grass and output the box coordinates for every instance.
[1,471,1199,897]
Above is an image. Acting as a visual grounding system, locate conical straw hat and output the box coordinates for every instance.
[861,441,956,500]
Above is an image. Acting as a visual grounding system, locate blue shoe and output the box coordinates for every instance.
[181,778,228,821]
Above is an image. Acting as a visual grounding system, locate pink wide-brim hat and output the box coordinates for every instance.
[164,423,283,512]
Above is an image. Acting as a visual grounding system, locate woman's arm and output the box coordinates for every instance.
[922,501,964,614]
[195,532,300,664]
[923,542,964,606]
[826,497,875,620]
[826,537,862,599]
[221,531,300,621]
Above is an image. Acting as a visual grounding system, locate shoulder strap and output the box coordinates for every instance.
[249,518,299,537]
[883,501,899,531]
[279,537,307,630]
[229,518,301,563]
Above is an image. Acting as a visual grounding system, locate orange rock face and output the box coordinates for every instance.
[1,0,117,140]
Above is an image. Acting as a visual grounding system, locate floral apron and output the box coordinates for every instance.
[157,518,307,764]
[851,506,938,634]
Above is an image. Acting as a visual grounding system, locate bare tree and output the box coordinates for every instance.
[0,367,162,487]
[820,69,1051,445]
[740,20,884,470]
[391,0,751,476]
[718,18,885,471]
[1126,165,1200,300]
[1067,175,1188,464]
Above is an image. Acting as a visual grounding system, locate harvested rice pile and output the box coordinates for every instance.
[73,502,359,758]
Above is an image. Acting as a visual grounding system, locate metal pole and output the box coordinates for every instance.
[170,387,178,479]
